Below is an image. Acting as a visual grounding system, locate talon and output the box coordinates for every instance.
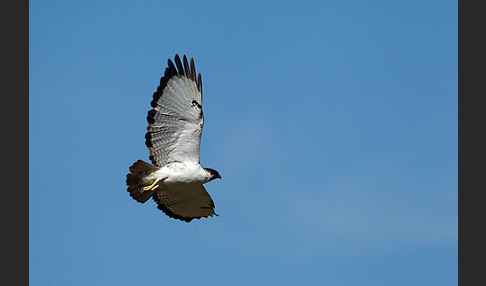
[143,179,160,191]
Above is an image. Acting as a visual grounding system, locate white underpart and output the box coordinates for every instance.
[147,162,211,185]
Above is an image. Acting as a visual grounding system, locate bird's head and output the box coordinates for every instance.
[205,168,222,181]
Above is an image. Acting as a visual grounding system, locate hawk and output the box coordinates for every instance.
[126,54,221,223]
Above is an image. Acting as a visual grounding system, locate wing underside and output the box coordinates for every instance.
[145,54,204,167]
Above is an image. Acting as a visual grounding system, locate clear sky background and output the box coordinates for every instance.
[30,1,457,285]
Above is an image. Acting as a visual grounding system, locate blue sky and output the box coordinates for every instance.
[30,1,457,285]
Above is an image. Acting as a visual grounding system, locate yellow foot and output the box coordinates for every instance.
[143,179,160,191]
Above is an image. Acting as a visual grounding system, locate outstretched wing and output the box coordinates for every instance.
[152,184,217,222]
[145,54,204,167]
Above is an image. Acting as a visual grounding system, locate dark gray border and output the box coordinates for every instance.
[460,0,486,285]
[0,0,28,285]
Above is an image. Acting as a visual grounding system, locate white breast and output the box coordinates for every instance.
[151,162,209,185]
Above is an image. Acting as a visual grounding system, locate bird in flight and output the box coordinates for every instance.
[126,54,221,223]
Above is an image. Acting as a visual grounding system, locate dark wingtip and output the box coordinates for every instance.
[167,58,176,71]
[197,73,202,92]
[183,55,191,78]
[190,58,196,81]
[174,54,185,76]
